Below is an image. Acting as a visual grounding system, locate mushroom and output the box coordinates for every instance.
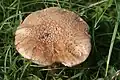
[15,7,91,67]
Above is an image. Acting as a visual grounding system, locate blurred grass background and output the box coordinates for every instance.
[0,0,120,80]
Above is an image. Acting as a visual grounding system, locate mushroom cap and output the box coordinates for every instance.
[15,7,91,67]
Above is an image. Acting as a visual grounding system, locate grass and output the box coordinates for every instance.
[0,0,120,80]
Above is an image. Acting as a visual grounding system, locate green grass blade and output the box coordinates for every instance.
[92,0,113,52]
[4,45,11,80]
[20,62,30,79]
[105,0,120,77]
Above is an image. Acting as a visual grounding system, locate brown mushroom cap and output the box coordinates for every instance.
[15,7,91,67]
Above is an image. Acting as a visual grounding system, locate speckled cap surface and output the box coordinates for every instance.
[15,7,91,67]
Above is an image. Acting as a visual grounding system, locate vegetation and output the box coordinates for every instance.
[0,0,120,80]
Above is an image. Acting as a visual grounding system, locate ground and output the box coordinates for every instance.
[0,0,120,80]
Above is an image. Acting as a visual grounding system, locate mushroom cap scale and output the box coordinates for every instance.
[15,7,91,67]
